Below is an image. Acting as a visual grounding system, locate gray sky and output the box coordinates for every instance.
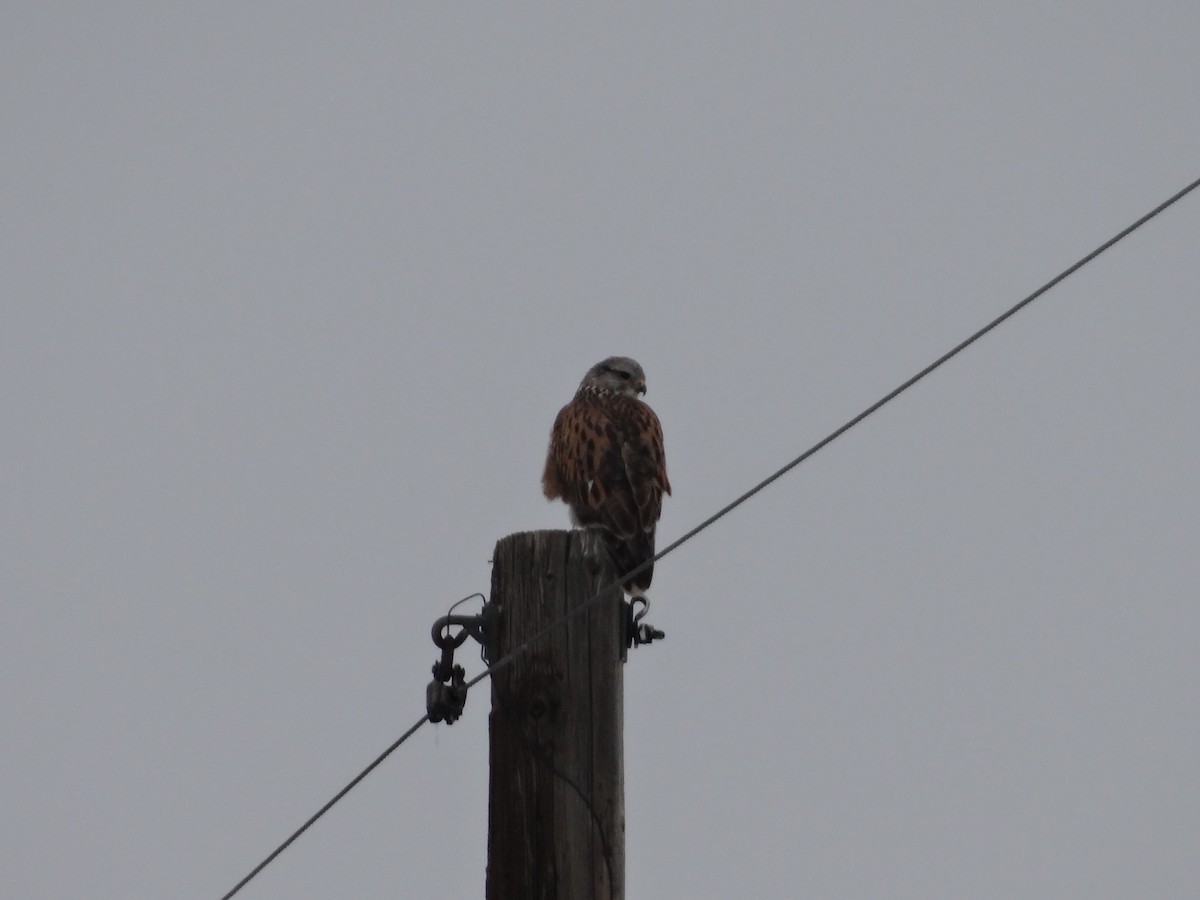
[4,4,1199,898]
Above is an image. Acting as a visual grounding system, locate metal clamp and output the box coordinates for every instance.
[624,597,665,649]
[425,599,500,725]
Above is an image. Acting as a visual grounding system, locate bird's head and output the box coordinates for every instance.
[579,356,647,398]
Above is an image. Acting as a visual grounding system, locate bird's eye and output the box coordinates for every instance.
[616,370,631,380]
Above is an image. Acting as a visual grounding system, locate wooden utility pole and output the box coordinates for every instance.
[486,529,625,900]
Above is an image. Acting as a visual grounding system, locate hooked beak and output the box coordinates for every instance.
[636,380,647,395]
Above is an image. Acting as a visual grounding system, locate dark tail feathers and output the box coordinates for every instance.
[602,529,655,593]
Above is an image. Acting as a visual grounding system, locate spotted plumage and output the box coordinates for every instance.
[542,357,670,594]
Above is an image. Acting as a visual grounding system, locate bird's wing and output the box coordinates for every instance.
[619,398,670,531]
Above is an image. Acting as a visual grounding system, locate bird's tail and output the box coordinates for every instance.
[602,529,655,595]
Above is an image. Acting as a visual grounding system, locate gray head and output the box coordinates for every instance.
[578,356,647,397]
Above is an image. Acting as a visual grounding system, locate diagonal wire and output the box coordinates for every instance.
[467,173,1200,691]
[219,173,1199,899]
[219,593,486,899]
[218,714,429,900]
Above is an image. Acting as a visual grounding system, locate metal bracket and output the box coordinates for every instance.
[425,600,501,725]
[624,597,665,650]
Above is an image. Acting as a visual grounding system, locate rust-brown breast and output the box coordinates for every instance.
[542,394,669,539]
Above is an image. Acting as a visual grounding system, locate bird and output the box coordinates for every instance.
[542,356,671,597]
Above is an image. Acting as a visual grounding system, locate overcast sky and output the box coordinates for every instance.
[4,4,1199,899]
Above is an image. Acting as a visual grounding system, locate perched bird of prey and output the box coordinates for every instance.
[542,356,671,596]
